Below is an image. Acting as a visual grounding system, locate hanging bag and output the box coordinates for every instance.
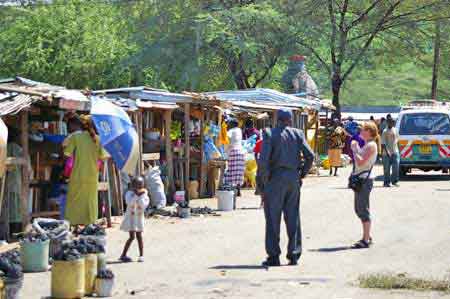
[348,163,373,192]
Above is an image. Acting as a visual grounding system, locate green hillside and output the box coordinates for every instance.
[334,63,450,106]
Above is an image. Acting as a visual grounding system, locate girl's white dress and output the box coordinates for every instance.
[120,190,150,232]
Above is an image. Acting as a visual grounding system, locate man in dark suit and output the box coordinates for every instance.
[259,109,315,267]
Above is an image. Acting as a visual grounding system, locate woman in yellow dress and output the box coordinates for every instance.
[63,115,106,227]
[328,119,346,176]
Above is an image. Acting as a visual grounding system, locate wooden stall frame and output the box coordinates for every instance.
[184,103,191,201]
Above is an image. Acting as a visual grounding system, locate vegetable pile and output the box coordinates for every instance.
[0,250,22,279]
[79,224,106,236]
[54,238,105,261]
[97,269,114,280]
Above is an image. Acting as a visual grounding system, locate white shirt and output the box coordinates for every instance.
[228,127,243,149]
[352,141,378,179]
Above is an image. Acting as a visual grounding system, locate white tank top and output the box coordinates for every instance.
[353,141,378,179]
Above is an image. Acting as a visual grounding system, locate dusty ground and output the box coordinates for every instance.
[24,166,450,299]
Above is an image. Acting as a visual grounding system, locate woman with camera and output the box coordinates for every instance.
[350,122,378,249]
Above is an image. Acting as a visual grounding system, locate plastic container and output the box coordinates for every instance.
[51,258,85,299]
[3,276,23,299]
[173,191,185,203]
[177,206,191,219]
[144,131,160,140]
[84,254,98,296]
[0,278,4,299]
[20,239,50,272]
[217,190,234,211]
[97,253,107,273]
[189,181,199,199]
[43,134,66,144]
[95,278,115,297]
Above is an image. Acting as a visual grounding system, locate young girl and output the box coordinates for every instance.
[120,176,149,262]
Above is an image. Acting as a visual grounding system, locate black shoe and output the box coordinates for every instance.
[287,254,300,266]
[288,259,298,266]
[262,256,280,267]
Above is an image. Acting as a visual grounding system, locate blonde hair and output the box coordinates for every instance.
[362,121,378,139]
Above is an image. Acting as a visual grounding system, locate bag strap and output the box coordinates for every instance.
[354,165,374,182]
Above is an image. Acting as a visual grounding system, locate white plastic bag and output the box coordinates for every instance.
[144,167,167,209]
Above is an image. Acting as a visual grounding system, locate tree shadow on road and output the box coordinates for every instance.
[308,246,352,252]
[210,265,265,270]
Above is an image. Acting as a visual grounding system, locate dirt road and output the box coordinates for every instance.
[24,166,450,299]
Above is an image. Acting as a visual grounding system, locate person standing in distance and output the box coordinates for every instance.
[381,118,400,187]
[258,109,315,267]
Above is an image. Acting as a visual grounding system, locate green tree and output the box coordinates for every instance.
[199,3,293,89]
[0,0,135,89]
[283,0,450,114]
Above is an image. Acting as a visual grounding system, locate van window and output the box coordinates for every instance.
[399,113,450,135]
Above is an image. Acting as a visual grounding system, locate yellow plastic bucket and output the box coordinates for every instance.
[84,254,98,296]
[0,278,4,299]
[51,258,85,299]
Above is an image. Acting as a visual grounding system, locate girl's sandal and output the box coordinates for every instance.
[119,256,132,263]
[352,239,370,249]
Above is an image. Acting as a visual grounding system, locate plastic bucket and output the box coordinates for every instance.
[3,276,23,299]
[177,206,191,218]
[0,278,4,299]
[20,239,50,272]
[95,278,115,297]
[173,191,185,203]
[84,254,98,296]
[97,253,107,273]
[217,190,234,211]
[51,258,85,299]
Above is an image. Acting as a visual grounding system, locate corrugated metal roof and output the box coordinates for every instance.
[136,99,178,110]
[93,87,194,103]
[0,77,93,114]
[0,93,35,116]
[230,100,299,112]
[205,88,321,110]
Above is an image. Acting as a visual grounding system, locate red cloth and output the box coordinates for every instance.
[254,139,263,154]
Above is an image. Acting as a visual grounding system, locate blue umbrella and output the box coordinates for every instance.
[90,97,139,175]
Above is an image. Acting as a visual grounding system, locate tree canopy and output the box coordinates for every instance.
[0,0,449,110]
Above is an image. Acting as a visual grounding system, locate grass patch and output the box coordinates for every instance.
[358,273,450,293]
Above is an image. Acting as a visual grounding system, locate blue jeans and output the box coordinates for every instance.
[382,153,400,185]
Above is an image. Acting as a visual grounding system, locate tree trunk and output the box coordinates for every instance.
[331,74,342,119]
[431,20,441,100]
[233,74,249,89]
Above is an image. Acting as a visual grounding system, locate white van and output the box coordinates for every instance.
[396,107,450,176]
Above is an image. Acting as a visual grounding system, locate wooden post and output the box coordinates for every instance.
[184,103,191,201]
[272,111,278,128]
[199,109,207,197]
[314,111,319,154]
[164,110,175,195]
[107,159,122,216]
[325,108,329,153]
[137,111,144,175]
[115,166,123,215]
[20,110,30,230]
[0,175,9,240]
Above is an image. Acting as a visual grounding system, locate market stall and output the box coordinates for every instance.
[0,77,113,238]
[93,87,234,201]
